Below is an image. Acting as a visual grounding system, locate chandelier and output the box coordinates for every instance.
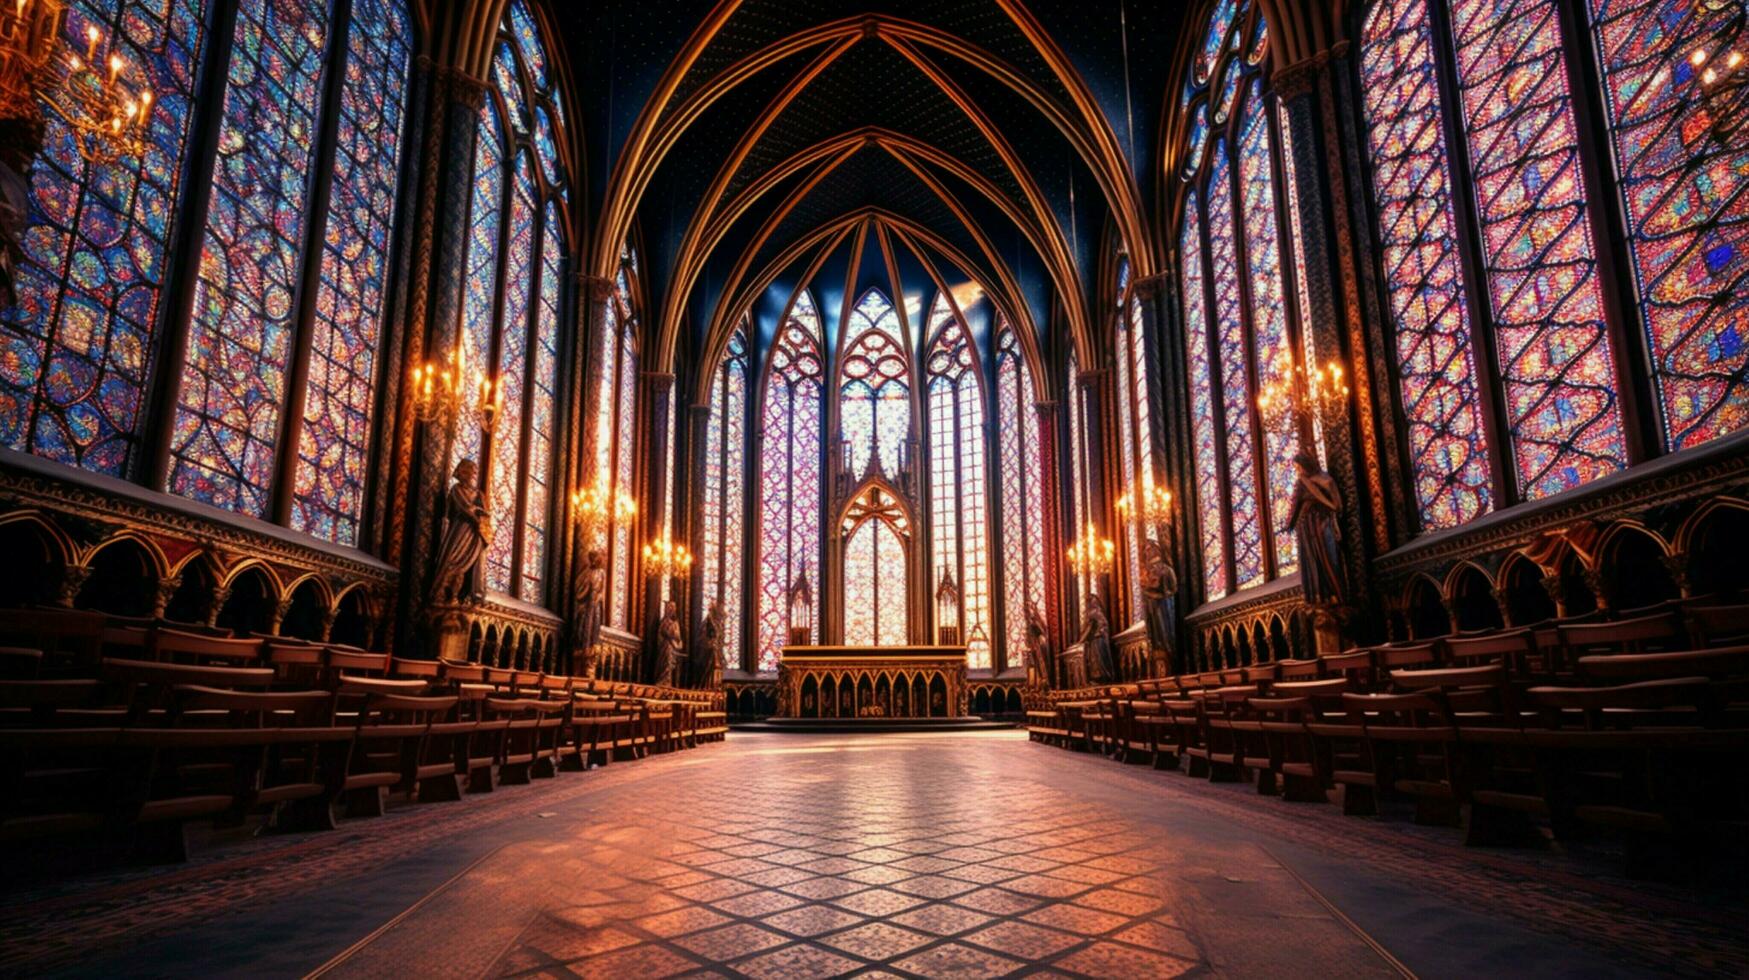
[1256,353,1349,437]
[1116,483,1174,535]
[642,533,692,581]
[570,481,635,541]
[1066,522,1115,578]
[2,3,155,166]
[1691,43,1747,142]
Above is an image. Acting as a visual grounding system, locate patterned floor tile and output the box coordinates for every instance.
[780,876,870,900]
[733,943,865,979]
[889,941,1024,979]
[831,888,929,917]
[1020,903,1130,935]
[816,921,936,959]
[841,865,915,886]
[672,922,792,959]
[712,890,805,917]
[1109,919,1201,962]
[568,943,699,978]
[635,905,732,938]
[888,903,997,936]
[1052,941,1196,978]
[1074,888,1166,917]
[950,887,1045,916]
[890,876,981,900]
[961,920,1084,959]
[760,905,867,938]
[672,879,760,903]
[848,847,912,864]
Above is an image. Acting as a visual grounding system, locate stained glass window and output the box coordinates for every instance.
[1181,192,1227,600]
[1114,259,1161,621]
[840,289,910,481]
[1176,0,1309,596]
[702,327,748,669]
[523,202,563,601]
[169,0,330,515]
[844,512,907,647]
[291,0,413,545]
[925,294,991,667]
[996,324,1047,670]
[611,274,638,629]
[1358,0,1493,529]
[453,2,571,604]
[1067,348,1092,602]
[1238,97,1298,573]
[1589,0,1749,451]
[483,157,536,594]
[2,0,209,475]
[756,291,824,672]
[1448,0,1627,497]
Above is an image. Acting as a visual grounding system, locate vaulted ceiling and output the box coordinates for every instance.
[551,0,1190,375]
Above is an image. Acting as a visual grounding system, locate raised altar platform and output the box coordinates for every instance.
[732,716,1015,734]
[776,645,968,719]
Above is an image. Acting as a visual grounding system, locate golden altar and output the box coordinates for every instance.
[776,646,969,718]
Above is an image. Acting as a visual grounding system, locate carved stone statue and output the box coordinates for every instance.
[1080,591,1114,683]
[693,599,725,688]
[1139,538,1178,675]
[1023,601,1051,689]
[1287,452,1349,608]
[429,460,488,606]
[655,600,684,687]
[573,549,606,676]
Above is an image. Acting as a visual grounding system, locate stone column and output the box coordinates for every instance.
[642,372,676,681]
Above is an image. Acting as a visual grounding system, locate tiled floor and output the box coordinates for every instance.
[8,731,1745,977]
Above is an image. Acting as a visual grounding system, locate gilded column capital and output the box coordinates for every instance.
[579,273,617,302]
[437,65,490,110]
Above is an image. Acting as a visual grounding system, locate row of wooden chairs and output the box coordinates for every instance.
[0,611,727,863]
[1029,605,1749,875]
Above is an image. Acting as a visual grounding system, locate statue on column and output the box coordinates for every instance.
[694,599,725,688]
[1023,601,1052,689]
[573,549,606,677]
[1139,538,1178,676]
[1287,452,1349,608]
[1080,591,1114,683]
[429,460,488,606]
[655,599,684,687]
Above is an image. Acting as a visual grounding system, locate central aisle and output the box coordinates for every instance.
[27,732,1728,977]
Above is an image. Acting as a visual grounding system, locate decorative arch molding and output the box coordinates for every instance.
[594,10,1153,346]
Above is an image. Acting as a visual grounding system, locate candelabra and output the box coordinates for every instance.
[641,533,692,580]
[50,23,152,164]
[569,481,636,546]
[1256,353,1349,437]
[1692,43,1747,142]
[1066,522,1115,578]
[0,0,61,126]
[410,343,502,433]
[1116,483,1175,540]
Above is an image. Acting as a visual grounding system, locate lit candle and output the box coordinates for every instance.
[86,25,99,62]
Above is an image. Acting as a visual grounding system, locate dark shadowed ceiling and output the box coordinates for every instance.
[551,0,1189,377]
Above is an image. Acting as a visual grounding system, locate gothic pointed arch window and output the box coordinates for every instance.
[995,321,1047,669]
[454,0,571,604]
[1066,347,1093,601]
[842,487,909,647]
[3,0,417,547]
[1113,258,1160,621]
[756,291,824,672]
[1175,0,1309,598]
[1357,0,1647,533]
[839,289,911,482]
[591,249,640,628]
[924,293,991,668]
[701,324,748,670]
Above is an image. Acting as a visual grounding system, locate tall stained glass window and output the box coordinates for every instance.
[995,323,1047,670]
[756,292,824,672]
[844,506,908,648]
[168,0,331,514]
[839,290,910,481]
[1113,258,1163,621]
[595,258,639,629]
[1176,0,1313,597]
[0,0,467,552]
[453,2,571,603]
[1351,0,1721,533]
[702,326,748,670]
[2,0,210,475]
[1066,349,1090,601]
[292,0,414,544]
[1588,0,1749,450]
[925,294,991,667]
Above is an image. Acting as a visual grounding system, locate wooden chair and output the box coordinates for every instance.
[148,629,266,666]
[0,607,106,675]
[1686,604,1749,648]
[1349,691,1462,826]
